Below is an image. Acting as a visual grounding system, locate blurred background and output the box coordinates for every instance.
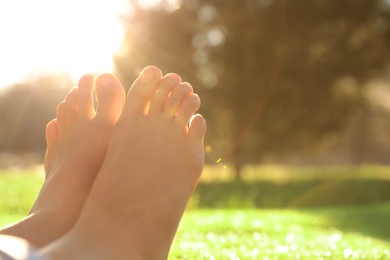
[1,0,390,204]
[2,1,390,258]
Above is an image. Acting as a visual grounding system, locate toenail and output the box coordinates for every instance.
[141,68,156,83]
[99,74,112,87]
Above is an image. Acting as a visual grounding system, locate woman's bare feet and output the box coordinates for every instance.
[0,74,125,247]
[41,66,206,259]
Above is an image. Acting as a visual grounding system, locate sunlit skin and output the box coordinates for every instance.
[39,66,206,259]
[0,66,205,259]
[0,0,206,256]
[0,73,126,247]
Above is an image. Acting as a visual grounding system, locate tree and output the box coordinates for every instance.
[0,74,71,158]
[115,0,390,180]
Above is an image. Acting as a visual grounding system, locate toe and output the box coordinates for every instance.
[164,82,193,118]
[45,119,58,150]
[77,74,95,119]
[149,73,181,115]
[175,93,201,129]
[44,119,58,174]
[95,73,126,125]
[64,87,78,121]
[126,66,163,116]
[188,114,207,140]
[56,101,67,127]
[56,87,77,132]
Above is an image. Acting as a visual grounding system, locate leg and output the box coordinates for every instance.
[0,74,125,247]
[41,66,206,259]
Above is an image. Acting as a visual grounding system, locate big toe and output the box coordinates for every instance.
[125,66,163,116]
[95,73,126,124]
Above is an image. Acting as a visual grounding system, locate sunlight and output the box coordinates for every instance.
[138,0,162,9]
[137,0,181,12]
[0,0,131,89]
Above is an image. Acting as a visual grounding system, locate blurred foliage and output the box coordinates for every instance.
[0,0,390,179]
[115,0,390,179]
[0,74,71,159]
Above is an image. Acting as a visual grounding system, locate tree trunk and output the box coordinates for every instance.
[234,162,243,182]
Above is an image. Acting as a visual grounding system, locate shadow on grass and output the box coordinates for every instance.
[192,180,390,242]
[193,180,390,209]
[304,202,390,242]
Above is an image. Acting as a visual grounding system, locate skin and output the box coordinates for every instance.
[40,66,206,259]
[0,73,126,247]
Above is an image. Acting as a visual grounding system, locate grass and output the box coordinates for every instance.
[0,168,43,226]
[192,164,390,209]
[171,206,390,259]
[190,179,390,209]
[2,166,390,259]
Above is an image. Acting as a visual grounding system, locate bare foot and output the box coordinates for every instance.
[0,74,125,247]
[42,66,206,259]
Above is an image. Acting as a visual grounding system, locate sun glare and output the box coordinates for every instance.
[138,0,162,9]
[0,0,131,88]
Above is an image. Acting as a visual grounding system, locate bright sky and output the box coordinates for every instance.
[0,0,133,89]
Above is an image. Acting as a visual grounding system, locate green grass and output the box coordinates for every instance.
[2,166,390,259]
[0,169,43,226]
[191,179,390,209]
[193,165,390,208]
[171,206,390,259]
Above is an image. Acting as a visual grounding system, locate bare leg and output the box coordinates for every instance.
[0,74,125,247]
[41,66,206,259]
